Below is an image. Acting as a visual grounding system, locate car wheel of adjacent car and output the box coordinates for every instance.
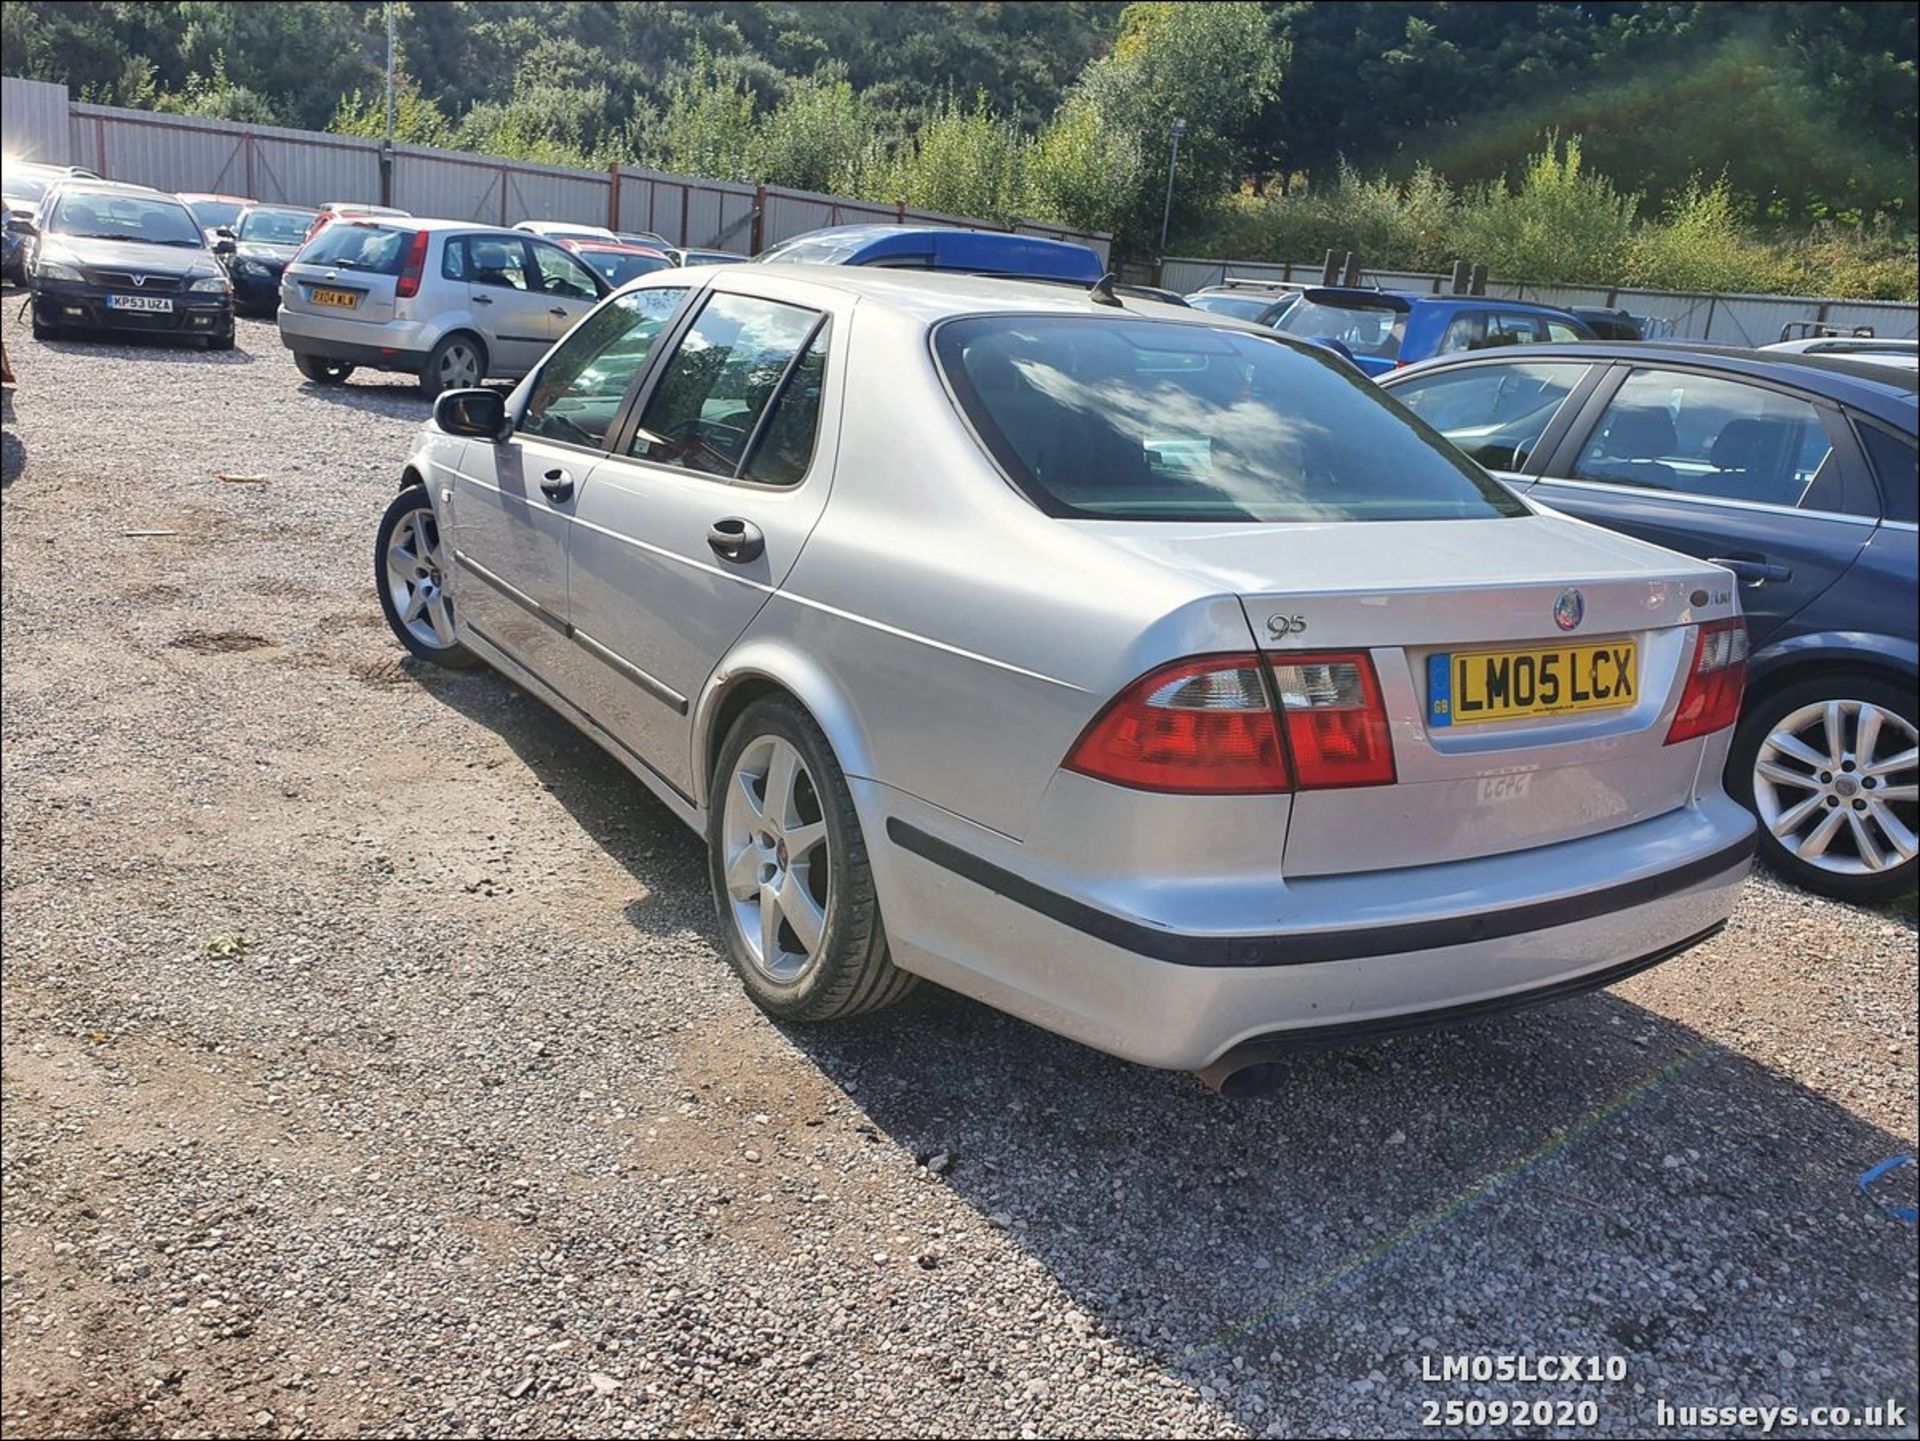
[206,328,235,352]
[294,352,354,385]
[374,486,479,669]
[1730,674,1917,904]
[708,698,917,1022]
[421,333,486,397]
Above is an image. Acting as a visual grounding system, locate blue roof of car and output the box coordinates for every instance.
[757,224,1105,283]
[1299,286,1589,317]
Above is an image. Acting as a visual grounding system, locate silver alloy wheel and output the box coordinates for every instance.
[1754,699,1919,876]
[721,735,830,983]
[383,507,456,649]
[437,340,481,389]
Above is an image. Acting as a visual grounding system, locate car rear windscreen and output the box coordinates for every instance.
[1277,298,1408,361]
[935,316,1528,523]
[300,223,413,274]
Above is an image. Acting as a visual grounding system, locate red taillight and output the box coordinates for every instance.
[1665,618,1748,745]
[395,228,430,299]
[1270,652,1397,788]
[1065,651,1395,794]
[1066,655,1291,794]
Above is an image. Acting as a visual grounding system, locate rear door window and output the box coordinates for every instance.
[1390,361,1592,471]
[1571,368,1835,508]
[444,235,533,290]
[629,292,825,481]
[936,315,1526,522]
[302,223,412,274]
[527,242,602,300]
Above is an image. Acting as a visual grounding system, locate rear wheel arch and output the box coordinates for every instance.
[694,653,876,813]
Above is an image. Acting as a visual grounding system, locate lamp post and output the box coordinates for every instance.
[1158,117,1187,256]
[380,0,397,206]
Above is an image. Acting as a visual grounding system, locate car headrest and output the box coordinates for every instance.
[1709,417,1790,472]
[1600,406,1678,459]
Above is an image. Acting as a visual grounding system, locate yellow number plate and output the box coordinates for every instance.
[310,287,359,309]
[1429,640,1637,727]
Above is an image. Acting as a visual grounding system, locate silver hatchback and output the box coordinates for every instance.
[278,217,608,394]
[375,267,1756,1094]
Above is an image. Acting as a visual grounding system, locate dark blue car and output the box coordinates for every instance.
[1385,342,1918,902]
[1186,283,1597,377]
[755,224,1105,284]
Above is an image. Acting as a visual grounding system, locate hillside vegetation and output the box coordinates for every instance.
[3,1,1914,297]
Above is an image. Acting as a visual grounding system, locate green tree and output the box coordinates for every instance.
[1453,136,1638,283]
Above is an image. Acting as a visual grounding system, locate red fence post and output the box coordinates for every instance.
[751,184,767,255]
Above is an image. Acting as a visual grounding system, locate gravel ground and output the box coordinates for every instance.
[1,304,1916,1441]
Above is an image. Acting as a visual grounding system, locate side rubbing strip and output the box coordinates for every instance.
[884,818,1754,969]
[572,628,689,715]
[455,550,565,632]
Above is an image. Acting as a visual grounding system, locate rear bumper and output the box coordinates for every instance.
[865,787,1756,1070]
[277,308,430,372]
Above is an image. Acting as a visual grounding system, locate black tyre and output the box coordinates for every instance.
[1728,672,1917,904]
[373,486,480,669]
[420,332,487,398]
[707,697,916,1022]
[207,326,235,352]
[294,352,354,385]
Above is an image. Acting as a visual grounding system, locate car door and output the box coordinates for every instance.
[1528,364,1875,644]
[447,283,693,687]
[1387,357,1604,489]
[524,239,606,342]
[563,283,844,793]
[444,233,551,376]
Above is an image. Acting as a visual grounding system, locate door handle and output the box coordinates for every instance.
[1711,555,1793,587]
[539,467,574,504]
[707,517,765,564]
[548,306,569,318]
[472,293,493,305]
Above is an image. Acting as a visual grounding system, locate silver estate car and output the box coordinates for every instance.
[374,266,1757,1094]
[278,217,609,395]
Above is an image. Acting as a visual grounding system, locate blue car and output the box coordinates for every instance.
[1186,284,1598,377]
[1384,342,1918,902]
[755,224,1105,284]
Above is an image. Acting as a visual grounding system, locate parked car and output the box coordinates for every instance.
[1273,288,1599,378]
[617,230,673,249]
[1116,283,1190,307]
[303,202,411,246]
[515,220,618,246]
[277,217,609,394]
[1384,342,1917,901]
[665,246,749,268]
[1764,336,1918,374]
[372,266,1755,1093]
[2,160,102,283]
[19,179,234,348]
[177,191,256,243]
[755,224,1105,283]
[1185,280,1308,327]
[217,203,320,315]
[565,238,674,289]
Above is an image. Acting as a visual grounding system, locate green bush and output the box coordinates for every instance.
[1452,137,1637,284]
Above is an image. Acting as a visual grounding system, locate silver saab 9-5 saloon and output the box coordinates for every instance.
[375,266,1756,1095]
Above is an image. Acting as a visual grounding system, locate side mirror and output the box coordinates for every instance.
[5,214,38,236]
[213,237,236,256]
[213,226,236,240]
[433,387,510,442]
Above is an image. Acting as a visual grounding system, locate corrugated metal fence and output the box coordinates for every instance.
[13,81,1109,259]
[1161,256,1919,344]
[3,76,71,163]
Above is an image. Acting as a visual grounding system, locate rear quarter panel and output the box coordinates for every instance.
[741,303,1244,840]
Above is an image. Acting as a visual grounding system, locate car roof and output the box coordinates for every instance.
[572,240,667,256]
[46,179,175,200]
[764,224,1104,275]
[1388,340,1920,420]
[178,191,254,203]
[238,202,319,215]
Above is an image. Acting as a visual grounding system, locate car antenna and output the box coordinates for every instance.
[1089,273,1125,308]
